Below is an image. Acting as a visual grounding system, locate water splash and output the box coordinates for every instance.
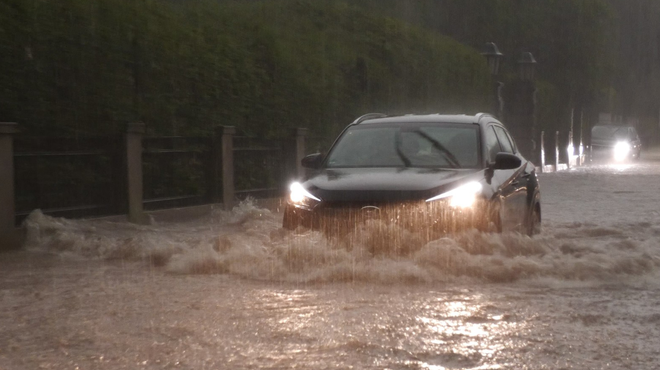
[22,200,660,285]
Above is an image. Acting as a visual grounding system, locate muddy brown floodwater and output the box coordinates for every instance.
[3,150,660,369]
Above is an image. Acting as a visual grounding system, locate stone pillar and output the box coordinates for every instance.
[0,123,20,250]
[540,131,545,172]
[567,109,574,169]
[503,80,536,161]
[125,123,147,224]
[493,81,504,120]
[578,111,584,166]
[555,131,560,171]
[567,130,573,169]
[220,126,235,210]
[293,128,308,179]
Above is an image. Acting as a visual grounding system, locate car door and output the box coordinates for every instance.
[486,124,529,231]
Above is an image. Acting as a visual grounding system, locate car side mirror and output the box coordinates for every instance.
[301,153,323,169]
[493,152,521,170]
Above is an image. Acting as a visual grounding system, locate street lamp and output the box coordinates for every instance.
[481,42,504,76]
[511,51,538,162]
[481,42,504,118]
[517,52,537,81]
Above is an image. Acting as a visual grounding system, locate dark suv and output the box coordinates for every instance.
[283,113,541,236]
[590,125,642,162]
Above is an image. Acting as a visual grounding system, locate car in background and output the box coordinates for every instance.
[590,125,642,162]
[283,113,541,237]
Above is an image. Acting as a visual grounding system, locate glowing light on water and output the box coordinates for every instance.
[413,297,527,367]
[608,163,634,172]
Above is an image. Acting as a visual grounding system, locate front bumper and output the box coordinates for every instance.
[591,144,640,160]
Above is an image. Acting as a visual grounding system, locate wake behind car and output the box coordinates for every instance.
[590,125,642,162]
[283,113,541,236]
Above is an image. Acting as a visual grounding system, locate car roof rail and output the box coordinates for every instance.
[352,113,388,124]
[475,112,495,122]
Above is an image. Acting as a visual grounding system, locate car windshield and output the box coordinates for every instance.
[592,125,633,141]
[325,123,480,169]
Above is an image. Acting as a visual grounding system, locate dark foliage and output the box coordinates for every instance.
[0,0,492,138]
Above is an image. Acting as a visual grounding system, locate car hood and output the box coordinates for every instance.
[303,167,483,202]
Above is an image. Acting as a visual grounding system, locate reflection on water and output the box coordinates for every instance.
[607,163,635,172]
[413,296,523,369]
[243,286,531,369]
[3,253,659,369]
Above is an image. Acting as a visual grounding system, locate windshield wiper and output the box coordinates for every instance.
[394,139,412,167]
[414,130,461,168]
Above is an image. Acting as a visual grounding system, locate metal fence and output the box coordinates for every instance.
[233,136,288,200]
[13,136,124,223]
[142,136,212,210]
[4,126,310,233]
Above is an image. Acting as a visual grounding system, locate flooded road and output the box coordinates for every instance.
[3,150,660,369]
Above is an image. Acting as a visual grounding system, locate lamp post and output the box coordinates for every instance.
[481,44,539,161]
[481,42,504,118]
[502,51,538,161]
[517,52,537,81]
[482,42,503,75]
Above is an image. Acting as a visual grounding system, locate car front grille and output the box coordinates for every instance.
[312,199,486,234]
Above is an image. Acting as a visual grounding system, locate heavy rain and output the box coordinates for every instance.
[2,1,660,369]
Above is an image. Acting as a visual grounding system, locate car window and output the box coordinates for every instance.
[592,125,633,141]
[614,127,631,140]
[325,127,396,167]
[485,126,501,163]
[630,128,639,140]
[493,126,515,154]
[417,126,479,168]
[325,123,479,168]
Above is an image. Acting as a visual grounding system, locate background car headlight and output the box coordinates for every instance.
[613,141,631,161]
[425,181,483,208]
[289,182,321,208]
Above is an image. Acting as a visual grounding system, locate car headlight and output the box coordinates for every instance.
[613,141,631,161]
[425,181,483,208]
[288,182,321,209]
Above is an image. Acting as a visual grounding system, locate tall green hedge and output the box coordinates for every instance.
[0,0,492,138]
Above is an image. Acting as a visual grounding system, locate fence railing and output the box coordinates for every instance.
[233,135,286,200]
[538,128,586,173]
[13,135,124,223]
[0,123,310,250]
[142,136,212,210]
